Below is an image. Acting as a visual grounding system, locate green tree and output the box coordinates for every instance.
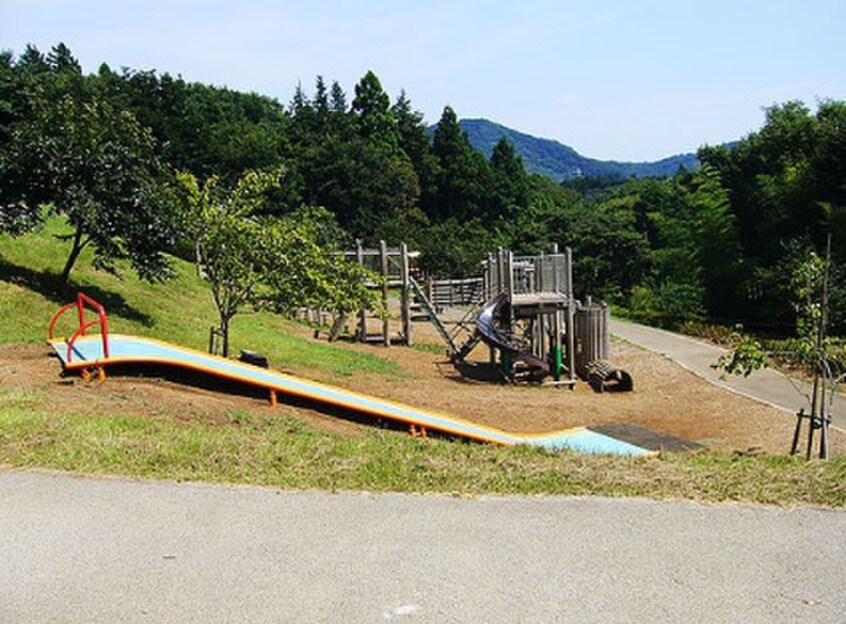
[392,90,439,208]
[178,168,379,356]
[329,80,347,112]
[351,70,398,148]
[697,100,846,326]
[430,106,494,222]
[2,81,176,283]
[178,171,274,356]
[683,165,743,317]
[418,217,498,278]
[490,137,530,217]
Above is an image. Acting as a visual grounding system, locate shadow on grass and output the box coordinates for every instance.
[0,257,154,327]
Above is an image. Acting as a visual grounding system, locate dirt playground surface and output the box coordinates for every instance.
[3,317,844,456]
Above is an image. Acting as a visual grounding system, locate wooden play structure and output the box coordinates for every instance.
[445,246,579,385]
[299,239,629,390]
[440,245,630,390]
[305,240,440,348]
[342,240,416,346]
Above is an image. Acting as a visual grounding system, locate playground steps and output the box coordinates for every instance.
[409,301,431,322]
[449,300,493,360]
[409,276,459,354]
[361,332,407,345]
[453,331,482,361]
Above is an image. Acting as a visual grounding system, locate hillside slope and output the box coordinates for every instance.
[0,218,398,379]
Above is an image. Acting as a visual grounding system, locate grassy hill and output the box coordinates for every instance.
[0,217,398,378]
[456,118,700,181]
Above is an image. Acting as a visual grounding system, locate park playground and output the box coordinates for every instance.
[31,286,840,457]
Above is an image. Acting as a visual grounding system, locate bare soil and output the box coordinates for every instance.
[3,316,844,455]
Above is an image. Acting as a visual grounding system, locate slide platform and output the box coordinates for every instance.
[49,333,651,456]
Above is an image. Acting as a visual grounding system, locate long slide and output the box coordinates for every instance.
[47,294,650,456]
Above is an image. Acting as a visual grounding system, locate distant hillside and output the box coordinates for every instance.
[454,118,700,181]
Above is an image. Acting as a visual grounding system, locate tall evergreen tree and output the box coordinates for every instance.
[351,70,398,148]
[314,75,329,113]
[684,165,743,317]
[490,137,530,217]
[392,90,438,210]
[329,80,347,112]
[431,106,494,221]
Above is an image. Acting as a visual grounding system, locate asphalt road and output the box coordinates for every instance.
[2,469,845,623]
[611,318,846,431]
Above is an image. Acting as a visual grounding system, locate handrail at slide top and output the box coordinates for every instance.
[47,302,78,339]
[48,293,110,363]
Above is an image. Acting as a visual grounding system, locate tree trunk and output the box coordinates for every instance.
[220,311,231,358]
[60,226,87,284]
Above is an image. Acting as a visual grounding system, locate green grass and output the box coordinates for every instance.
[1,405,843,506]
[0,217,399,378]
[412,341,450,355]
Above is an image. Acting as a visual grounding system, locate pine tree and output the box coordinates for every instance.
[329,80,347,112]
[431,106,494,221]
[490,137,529,217]
[351,70,397,147]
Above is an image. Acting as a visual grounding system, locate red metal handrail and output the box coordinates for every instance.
[48,293,110,363]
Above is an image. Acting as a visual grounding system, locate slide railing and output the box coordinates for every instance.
[48,293,110,363]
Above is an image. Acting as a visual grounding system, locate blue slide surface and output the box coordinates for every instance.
[49,333,651,456]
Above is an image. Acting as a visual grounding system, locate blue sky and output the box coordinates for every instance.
[3,0,845,161]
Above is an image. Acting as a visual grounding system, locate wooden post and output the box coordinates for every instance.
[485,252,493,299]
[380,240,390,347]
[400,242,412,346]
[356,240,366,343]
[505,249,514,331]
[566,246,576,384]
[552,246,561,294]
[552,307,563,382]
[496,247,505,296]
[537,313,545,360]
[537,253,544,293]
[810,233,833,459]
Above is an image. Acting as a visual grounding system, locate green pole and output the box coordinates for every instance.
[501,349,511,381]
[552,344,563,382]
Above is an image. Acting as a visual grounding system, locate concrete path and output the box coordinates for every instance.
[2,469,845,623]
[611,318,845,431]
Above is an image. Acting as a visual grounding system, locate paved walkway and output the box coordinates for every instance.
[2,469,845,623]
[610,318,845,431]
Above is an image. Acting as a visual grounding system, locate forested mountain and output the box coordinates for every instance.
[455,118,700,181]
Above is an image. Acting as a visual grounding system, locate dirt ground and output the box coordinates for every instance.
[3,316,844,456]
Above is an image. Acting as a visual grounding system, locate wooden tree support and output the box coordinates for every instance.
[790,408,831,460]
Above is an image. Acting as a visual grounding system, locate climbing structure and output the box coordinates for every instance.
[332,240,418,346]
[448,246,578,386]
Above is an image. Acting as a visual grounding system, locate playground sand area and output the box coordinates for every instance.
[3,318,843,456]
